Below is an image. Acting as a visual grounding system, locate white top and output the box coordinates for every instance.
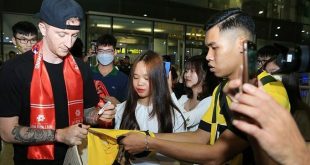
[114,101,187,165]
[171,92,211,131]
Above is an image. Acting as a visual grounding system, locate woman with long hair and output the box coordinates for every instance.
[170,55,220,131]
[115,50,186,164]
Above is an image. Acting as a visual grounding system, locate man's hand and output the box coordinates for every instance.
[97,102,116,123]
[55,123,90,146]
[121,132,147,154]
[227,81,309,165]
[103,96,120,105]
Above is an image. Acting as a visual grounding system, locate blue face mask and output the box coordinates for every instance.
[97,53,114,65]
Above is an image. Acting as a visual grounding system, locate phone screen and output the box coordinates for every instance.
[242,41,257,84]
[164,61,171,77]
[90,41,97,54]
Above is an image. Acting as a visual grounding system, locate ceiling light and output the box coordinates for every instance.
[277,26,281,29]
[113,25,124,29]
[136,28,164,32]
[301,30,305,33]
[143,14,147,17]
[275,34,279,37]
[96,24,110,28]
[258,11,264,14]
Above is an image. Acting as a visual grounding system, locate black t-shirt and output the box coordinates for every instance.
[0,51,99,165]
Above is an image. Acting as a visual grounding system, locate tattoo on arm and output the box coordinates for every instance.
[11,126,55,144]
[84,106,98,126]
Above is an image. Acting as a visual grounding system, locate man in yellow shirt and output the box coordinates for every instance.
[120,8,290,164]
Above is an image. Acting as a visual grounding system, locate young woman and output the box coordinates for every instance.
[115,50,186,164]
[170,55,219,131]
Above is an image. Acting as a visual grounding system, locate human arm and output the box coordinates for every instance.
[122,129,248,164]
[228,81,310,165]
[0,116,89,146]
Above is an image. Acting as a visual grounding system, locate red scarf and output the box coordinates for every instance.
[94,80,110,106]
[94,80,114,128]
[28,41,83,160]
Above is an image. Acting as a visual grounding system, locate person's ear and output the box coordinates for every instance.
[38,22,47,37]
[12,37,17,46]
[237,37,246,53]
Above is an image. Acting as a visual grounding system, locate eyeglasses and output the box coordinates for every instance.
[97,49,114,54]
[15,37,37,44]
[257,59,269,65]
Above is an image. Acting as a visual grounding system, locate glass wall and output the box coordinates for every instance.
[87,15,111,45]
[86,13,194,71]
[113,18,153,63]
[154,22,184,69]
[170,0,309,24]
[185,25,205,60]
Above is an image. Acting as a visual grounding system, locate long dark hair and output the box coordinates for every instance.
[120,50,185,133]
[183,55,220,100]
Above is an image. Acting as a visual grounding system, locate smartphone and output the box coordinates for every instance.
[242,41,257,84]
[164,61,171,77]
[90,41,97,54]
[89,41,97,66]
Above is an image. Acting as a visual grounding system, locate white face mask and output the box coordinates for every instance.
[97,53,114,65]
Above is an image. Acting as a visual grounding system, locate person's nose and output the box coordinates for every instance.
[26,41,33,47]
[64,36,75,49]
[206,50,214,61]
[137,78,145,86]
[184,71,190,78]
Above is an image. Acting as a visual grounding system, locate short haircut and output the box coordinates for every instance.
[96,34,117,49]
[12,21,38,37]
[204,8,255,40]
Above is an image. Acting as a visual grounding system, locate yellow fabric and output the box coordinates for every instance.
[199,71,290,165]
[87,128,155,165]
[257,71,290,110]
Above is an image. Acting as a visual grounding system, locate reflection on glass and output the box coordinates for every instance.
[185,26,205,59]
[87,15,111,47]
[113,18,152,35]
[154,22,184,68]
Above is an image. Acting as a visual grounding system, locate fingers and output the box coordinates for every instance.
[223,79,242,94]
[68,124,89,145]
[232,119,261,139]
[223,79,242,101]
[103,96,120,105]
[98,104,116,120]
[230,102,260,120]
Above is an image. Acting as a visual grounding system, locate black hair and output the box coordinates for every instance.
[8,51,16,55]
[120,50,186,132]
[70,38,84,58]
[12,21,38,37]
[257,45,279,59]
[183,55,220,100]
[96,33,117,49]
[170,66,178,82]
[204,8,255,39]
